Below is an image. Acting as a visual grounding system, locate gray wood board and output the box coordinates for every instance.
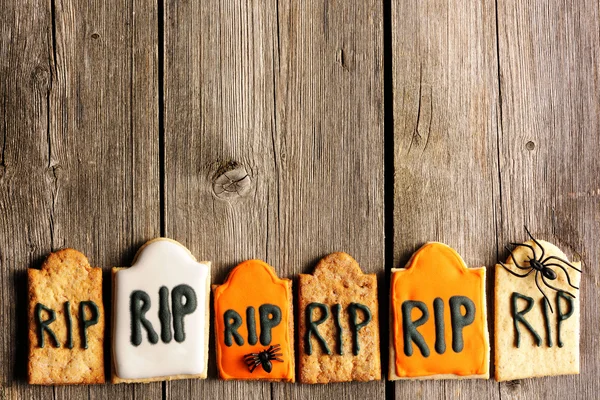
[163,0,384,398]
[0,0,161,398]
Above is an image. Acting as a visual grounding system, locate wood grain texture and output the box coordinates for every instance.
[0,1,56,398]
[163,0,383,398]
[496,0,600,398]
[0,0,160,398]
[391,0,500,398]
[2,0,599,398]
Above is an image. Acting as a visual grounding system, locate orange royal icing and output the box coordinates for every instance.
[392,242,488,377]
[214,260,294,381]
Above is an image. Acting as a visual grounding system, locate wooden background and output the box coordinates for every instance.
[0,0,598,398]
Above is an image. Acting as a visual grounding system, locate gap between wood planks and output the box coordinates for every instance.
[158,0,166,399]
[382,0,395,399]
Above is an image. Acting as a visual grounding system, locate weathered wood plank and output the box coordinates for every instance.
[0,1,57,398]
[0,0,160,398]
[496,1,600,398]
[272,0,384,397]
[164,1,383,399]
[391,0,500,398]
[50,0,161,397]
[163,0,280,397]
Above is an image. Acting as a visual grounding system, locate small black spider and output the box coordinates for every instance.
[243,344,283,373]
[500,226,581,313]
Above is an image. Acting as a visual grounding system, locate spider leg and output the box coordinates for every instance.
[499,261,533,277]
[540,274,576,311]
[540,273,569,294]
[511,242,537,262]
[249,362,260,373]
[535,271,553,313]
[505,246,529,270]
[545,263,580,290]
[272,358,284,362]
[524,225,545,261]
[541,256,582,273]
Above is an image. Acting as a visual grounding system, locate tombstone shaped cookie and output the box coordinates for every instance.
[112,238,211,383]
[213,259,294,382]
[495,228,581,381]
[28,249,105,384]
[298,252,381,383]
[389,242,489,380]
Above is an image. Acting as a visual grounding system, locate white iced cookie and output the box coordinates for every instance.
[112,238,211,383]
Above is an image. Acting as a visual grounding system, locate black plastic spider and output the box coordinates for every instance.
[500,226,581,312]
[243,344,283,373]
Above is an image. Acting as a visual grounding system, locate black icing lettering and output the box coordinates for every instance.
[541,297,553,347]
[511,292,541,348]
[449,296,475,353]
[305,302,331,355]
[159,286,173,343]
[433,297,446,354]
[130,290,159,346]
[35,303,60,348]
[348,303,371,356]
[259,304,282,346]
[246,306,258,345]
[332,304,343,355]
[401,300,430,357]
[64,301,74,349]
[556,291,574,348]
[79,301,100,349]
[224,309,244,346]
[171,284,197,343]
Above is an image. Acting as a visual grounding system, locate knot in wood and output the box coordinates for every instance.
[212,163,252,199]
[31,66,50,89]
[525,141,535,151]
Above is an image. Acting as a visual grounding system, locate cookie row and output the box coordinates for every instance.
[28,230,581,385]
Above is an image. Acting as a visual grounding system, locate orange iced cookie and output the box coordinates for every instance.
[213,259,294,382]
[389,242,489,380]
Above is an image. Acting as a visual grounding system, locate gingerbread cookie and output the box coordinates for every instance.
[213,259,294,382]
[495,228,581,381]
[298,252,381,383]
[112,238,211,383]
[28,249,104,384]
[389,242,489,380]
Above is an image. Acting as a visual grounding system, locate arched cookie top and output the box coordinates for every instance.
[310,252,369,280]
[504,239,570,265]
[125,238,209,274]
[219,259,286,288]
[497,238,581,295]
[132,237,198,263]
[36,248,94,275]
[402,242,474,274]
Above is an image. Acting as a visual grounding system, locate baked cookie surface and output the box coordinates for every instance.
[389,242,489,380]
[213,259,294,382]
[298,252,381,383]
[112,238,211,383]
[28,248,105,385]
[495,231,581,381]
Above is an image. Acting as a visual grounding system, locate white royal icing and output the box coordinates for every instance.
[113,239,210,379]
